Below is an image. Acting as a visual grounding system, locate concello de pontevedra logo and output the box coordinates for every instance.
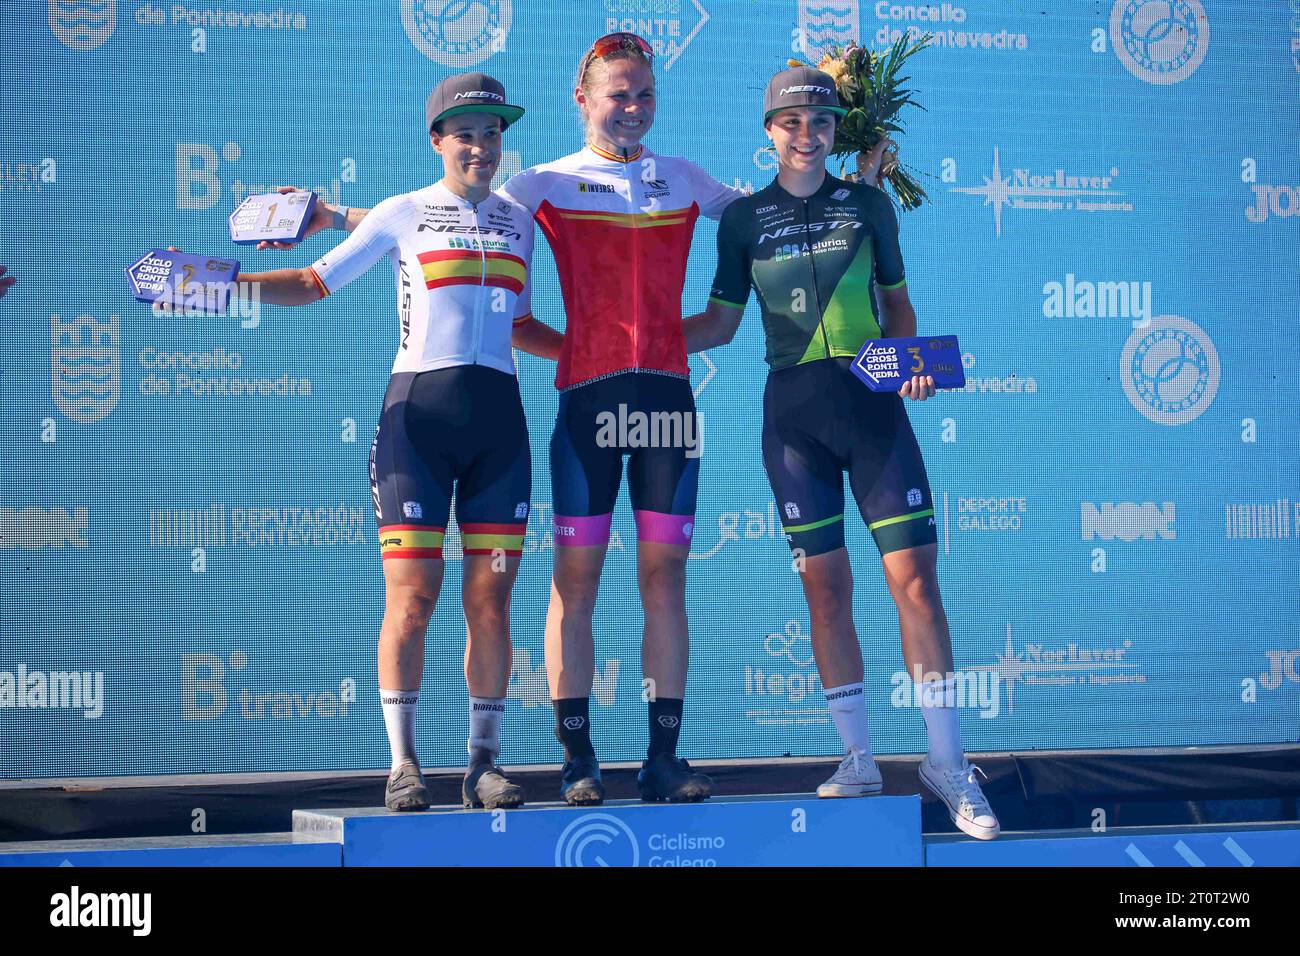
[52,313,120,424]
[48,0,116,52]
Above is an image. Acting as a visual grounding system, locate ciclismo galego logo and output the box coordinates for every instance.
[402,0,510,67]
[1109,0,1210,85]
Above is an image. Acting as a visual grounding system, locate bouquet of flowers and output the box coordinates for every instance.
[788,33,932,210]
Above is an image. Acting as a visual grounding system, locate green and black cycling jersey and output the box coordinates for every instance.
[709,173,906,370]
[710,173,935,558]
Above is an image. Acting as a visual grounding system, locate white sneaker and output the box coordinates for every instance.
[817,749,884,798]
[918,756,1001,840]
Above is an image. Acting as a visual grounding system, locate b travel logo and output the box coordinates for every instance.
[181,650,357,720]
[949,148,1132,237]
[1119,315,1219,426]
[1109,0,1209,85]
[402,0,510,68]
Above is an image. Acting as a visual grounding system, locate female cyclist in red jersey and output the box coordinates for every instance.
[272,36,746,804]
[500,34,748,804]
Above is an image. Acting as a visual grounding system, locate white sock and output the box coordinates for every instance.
[380,688,420,772]
[468,696,505,764]
[824,682,873,757]
[918,676,965,771]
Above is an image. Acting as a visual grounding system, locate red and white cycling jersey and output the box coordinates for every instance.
[308,181,534,378]
[501,143,744,389]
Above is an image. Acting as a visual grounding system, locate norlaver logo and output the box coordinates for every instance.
[0,665,104,718]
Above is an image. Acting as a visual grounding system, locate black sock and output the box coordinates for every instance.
[648,698,684,759]
[553,698,595,760]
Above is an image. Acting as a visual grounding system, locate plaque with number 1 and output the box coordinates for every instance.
[229,190,317,245]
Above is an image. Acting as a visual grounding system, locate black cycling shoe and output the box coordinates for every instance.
[637,754,712,803]
[384,762,432,812]
[462,763,525,809]
[560,754,606,806]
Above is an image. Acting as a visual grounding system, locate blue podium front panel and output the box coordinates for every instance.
[294,794,922,867]
[0,832,341,867]
[926,823,1300,867]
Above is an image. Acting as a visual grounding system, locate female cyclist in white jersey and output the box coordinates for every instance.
[171,73,562,812]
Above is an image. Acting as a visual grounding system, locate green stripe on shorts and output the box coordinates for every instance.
[868,508,934,531]
[783,513,844,535]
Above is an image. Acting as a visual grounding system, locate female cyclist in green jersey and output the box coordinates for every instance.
[682,66,1000,840]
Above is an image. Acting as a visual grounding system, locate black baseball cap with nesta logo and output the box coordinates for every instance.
[763,66,848,122]
[425,72,525,132]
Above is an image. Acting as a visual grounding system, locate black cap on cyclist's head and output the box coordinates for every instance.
[425,72,525,133]
[763,66,847,122]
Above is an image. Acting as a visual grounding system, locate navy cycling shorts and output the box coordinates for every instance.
[370,365,531,560]
[550,371,700,548]
[762,357,937,558]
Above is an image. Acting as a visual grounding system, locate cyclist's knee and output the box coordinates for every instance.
[888,565,942,618]
[637,551,686,597]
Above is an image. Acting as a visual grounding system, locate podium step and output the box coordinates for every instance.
[925,821,1300,867]
[0,832,341,867]
[294,793,922,867]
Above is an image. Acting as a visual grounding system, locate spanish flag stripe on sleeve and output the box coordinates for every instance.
[307,266,331,298]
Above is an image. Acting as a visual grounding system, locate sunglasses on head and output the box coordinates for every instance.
[578,32,654,84]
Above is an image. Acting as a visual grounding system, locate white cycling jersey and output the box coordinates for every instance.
[308,181,534,377]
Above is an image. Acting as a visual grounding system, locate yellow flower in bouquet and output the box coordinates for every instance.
[791,34,933,210]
